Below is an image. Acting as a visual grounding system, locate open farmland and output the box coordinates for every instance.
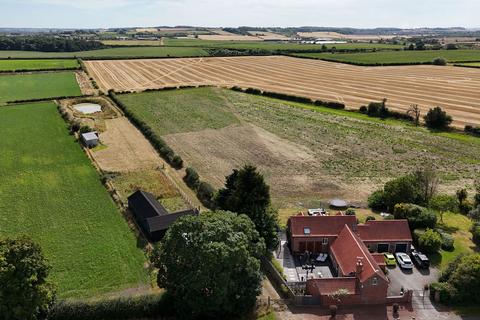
[0,71,81,104]
[116,87,480,208]
[0,59,79,71]
[457,62,480,68]
[0,46,208,59]
[0,102,148,298]
[293,49,480,65]
[163,38,403,51]
[85,56,480,127]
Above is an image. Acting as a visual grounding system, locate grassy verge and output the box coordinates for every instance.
[0,102,149,298]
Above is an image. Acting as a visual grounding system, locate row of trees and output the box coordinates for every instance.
[359,99,453,130]
[0,36,106,52]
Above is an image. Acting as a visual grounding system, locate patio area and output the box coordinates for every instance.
[275,240,336,283]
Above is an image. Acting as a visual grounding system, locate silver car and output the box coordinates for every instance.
[395,252,413,269]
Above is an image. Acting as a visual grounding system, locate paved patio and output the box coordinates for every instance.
[275,241,335,282]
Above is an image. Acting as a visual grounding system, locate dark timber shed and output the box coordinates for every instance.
[128,190,199,242]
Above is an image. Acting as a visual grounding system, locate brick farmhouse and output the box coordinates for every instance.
[286,214,413,305]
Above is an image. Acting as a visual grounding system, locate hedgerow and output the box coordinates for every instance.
[48,293,174,320]
[108,90,183,169]
[231,86,345,110]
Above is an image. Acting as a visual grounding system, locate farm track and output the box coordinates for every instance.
[85,56,480,127]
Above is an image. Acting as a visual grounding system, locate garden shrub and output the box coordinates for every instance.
[368,189,387,211]
[429,282,455,303]
[365,215,376,221]
[359,105,368,114]
[345,208,356,216]
[437,230,455,251]
[471,223,480,246]
[418,228,442,253]
[413,229,425,243]
[393,203,437,230]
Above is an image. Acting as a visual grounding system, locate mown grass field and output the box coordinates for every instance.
[0,47,209,59]
[0,102,148,299]
[0,59,79,71]
[293,49,480,64]
[163,38,403,51]
[116,87,480,207]
[117,88,240,135]
[0,71,81,104]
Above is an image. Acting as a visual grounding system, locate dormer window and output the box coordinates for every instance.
[304,227,311,235]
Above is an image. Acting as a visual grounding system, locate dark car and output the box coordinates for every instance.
[410,251,430,269]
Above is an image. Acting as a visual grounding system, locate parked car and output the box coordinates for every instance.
[384,253,396,267]
[395,252,413,269]
[410,251,430,269]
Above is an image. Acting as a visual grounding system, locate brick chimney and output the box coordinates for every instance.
[356,257,363,276]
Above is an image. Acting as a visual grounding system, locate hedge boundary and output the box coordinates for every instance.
[230,86,346,110]
[108,90,184,169]
[0,66,81,74]
[5,94,91,105]
[48,293,173,320]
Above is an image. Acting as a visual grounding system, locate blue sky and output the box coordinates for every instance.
[1,0,478,29]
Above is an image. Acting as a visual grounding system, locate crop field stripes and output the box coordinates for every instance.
[85,56,480,127]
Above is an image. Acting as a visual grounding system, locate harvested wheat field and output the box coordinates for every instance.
[85,56,480,127]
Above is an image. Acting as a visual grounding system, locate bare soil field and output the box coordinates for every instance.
[92,117,161,172]
[85,56,480,127]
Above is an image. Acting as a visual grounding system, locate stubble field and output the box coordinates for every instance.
[85,56,480,127]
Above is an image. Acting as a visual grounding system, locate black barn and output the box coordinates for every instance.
[128,190,199,242]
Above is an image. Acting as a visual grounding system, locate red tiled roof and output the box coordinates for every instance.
[308,277,357,295]
[288,215,357,237]
[330,225,387,283]
[356,220,412,242]
[372,253,386,266]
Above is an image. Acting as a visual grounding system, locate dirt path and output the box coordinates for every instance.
[75,70,97,95]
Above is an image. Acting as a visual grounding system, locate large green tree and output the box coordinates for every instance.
[216,165,279,251]
[0,236,55,320]
[152,211,265,319]
[443,254,480,303]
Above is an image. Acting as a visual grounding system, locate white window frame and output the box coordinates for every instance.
[322,237,329,245]
[372,277,378,286]
[303,227,311,235]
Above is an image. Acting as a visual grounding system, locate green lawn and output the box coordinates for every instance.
[0,47,208,59]
[0,102,148,299]
[116,88,240,135]
[434,211,475,269]
[0,71,81,104]
[0,59,79,71]
[163,38,403,51]
[292,49,480,65]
